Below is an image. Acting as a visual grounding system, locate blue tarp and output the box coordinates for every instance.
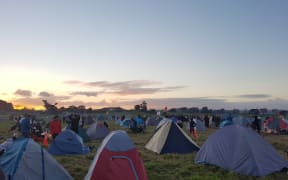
[195,125,288,176]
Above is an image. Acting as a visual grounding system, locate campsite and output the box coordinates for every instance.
[1,111,288,180]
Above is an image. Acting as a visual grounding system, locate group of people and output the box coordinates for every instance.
[9,113,89,141]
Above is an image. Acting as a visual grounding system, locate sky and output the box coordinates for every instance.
[0,0,288,110]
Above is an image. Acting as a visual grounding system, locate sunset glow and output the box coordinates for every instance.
[1,1,288,110]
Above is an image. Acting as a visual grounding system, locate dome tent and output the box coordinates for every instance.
[48,129,90,155]
[85,130,148,180]
[195,125,288,176]
[0,138,72,180]
[86,122,110,140]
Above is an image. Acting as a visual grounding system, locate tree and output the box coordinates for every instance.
[134,104,141,111]
[140,101,147,112]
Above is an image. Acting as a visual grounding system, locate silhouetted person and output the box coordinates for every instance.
[103,121,109,129]
[70,114,80,133]
[252,116,261,134]
[204,115,209,128]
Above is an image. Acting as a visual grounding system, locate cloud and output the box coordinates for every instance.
[70,91,99,97]
[14,89,32,97]
[85,80,161,88]
[9,94,288,110]
[236,94,272,99]
[38,91,54,97]
[63,80,84,85]
[63,80,185,95]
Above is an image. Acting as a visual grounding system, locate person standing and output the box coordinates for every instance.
[19,114,31,138]
[253,116,261,134]
[49,115,62,139]
[70,114,80,133]
[189,117,198,139]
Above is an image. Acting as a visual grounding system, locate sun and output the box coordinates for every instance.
[13,105,45,111]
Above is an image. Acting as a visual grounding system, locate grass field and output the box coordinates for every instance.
[1,116,288,180]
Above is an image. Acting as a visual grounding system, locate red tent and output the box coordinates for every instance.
[280,119,288,130]
[85,130,148,180]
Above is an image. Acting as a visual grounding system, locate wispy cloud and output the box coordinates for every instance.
[236,94,272,99]
[14,89,32,97]
[63,80,84,85]
[63,80,185,95]
[85,80,161,88]
[70,91,99,97]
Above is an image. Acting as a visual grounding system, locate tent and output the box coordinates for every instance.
[120,119,132,128]
[135,117,144,126]
[48,129,90,155]
[115,119,121,125]
[232,116,253,127]
[145,117,159,126]
[196,119,206,131]
[85,130,148,180]
[0,167,4,180]
[195,125,288,176]
[0,138,72,180]
[78,127,90,142]
[85,115,95,125]
[267,117,280,130]
[145,120,200,154]
[86,122,110,140]
[280,119,288,130]
[220,120,234,128]
[155,118,171,129]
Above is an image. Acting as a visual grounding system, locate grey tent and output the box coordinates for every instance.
[195,125,288,176]
[86,122,110,140]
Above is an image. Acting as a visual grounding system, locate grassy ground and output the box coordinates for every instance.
[1,118,288,180]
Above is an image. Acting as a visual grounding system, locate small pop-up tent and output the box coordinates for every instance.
[86,122,109,140]
[48,129,90,155]
[0,138,72,180]
[85,130,148,180]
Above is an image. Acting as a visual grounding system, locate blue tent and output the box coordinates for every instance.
[115,119,121,125]
[145,120,200,154]
[0,138,72,180]
[48,129,90,155]
[195,125,288,176]
[220,120,234,128]
[232,116,253,127]
[120,119,132,128]
[135,117,144,126]
[196,119,206,131]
